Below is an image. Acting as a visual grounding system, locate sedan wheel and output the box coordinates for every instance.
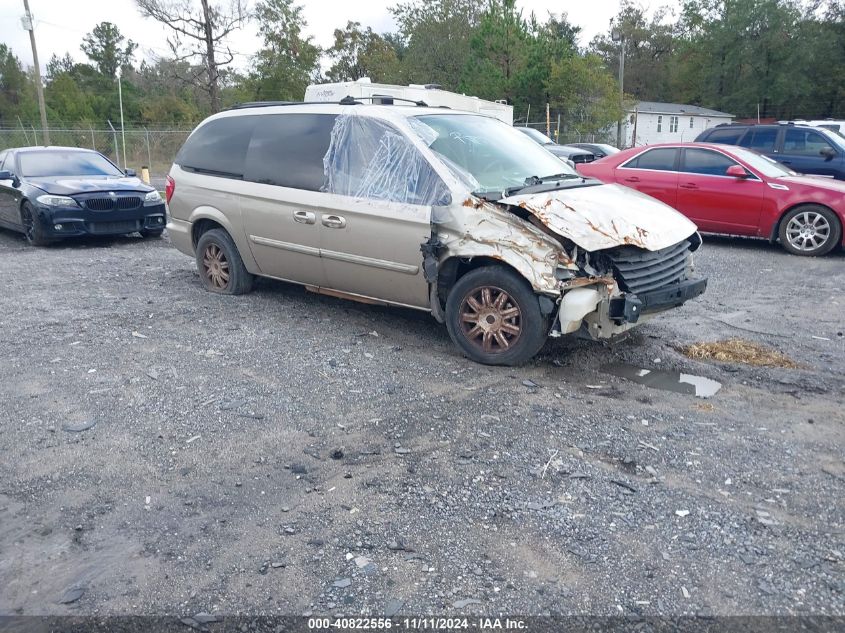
[20,202,50,246]
[779,205,841,256]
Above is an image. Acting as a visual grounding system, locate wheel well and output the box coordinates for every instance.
[436,256,527,308]
[771,203,840,242]
[192,219,226,248]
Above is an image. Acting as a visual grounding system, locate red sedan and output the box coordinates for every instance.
[576,142,845,256]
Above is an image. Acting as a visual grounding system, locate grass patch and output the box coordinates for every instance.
[680,338,800,368]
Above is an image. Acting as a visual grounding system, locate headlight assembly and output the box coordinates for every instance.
[36,194,79,209]
[144,190,162,205]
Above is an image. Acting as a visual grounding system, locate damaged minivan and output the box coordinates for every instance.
[166,103,707,365]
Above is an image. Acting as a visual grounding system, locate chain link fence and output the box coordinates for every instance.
[0,127,193,183]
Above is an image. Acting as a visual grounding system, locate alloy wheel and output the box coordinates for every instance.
[459,286,523,354]
[202,243,230,290]
[785,211,831,252]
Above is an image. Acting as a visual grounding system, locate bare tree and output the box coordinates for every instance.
[135,0,248,112]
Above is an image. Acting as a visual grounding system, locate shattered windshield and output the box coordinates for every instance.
[413,114,577,195]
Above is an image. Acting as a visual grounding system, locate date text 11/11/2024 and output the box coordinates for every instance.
[307,617,528,630]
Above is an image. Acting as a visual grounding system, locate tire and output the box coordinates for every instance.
[445,266,549,366]
[778,205,841,256]
[140,228,164,238]
[195,228,254,295]
[20,201,51,246]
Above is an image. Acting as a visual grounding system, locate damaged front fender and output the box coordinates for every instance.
[432,198,572,297]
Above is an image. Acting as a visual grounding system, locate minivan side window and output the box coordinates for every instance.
[739,128,778,152]
[623,148,678,171]
[244,114,337,191]
[323,114,450,206]
[782,128,835,156]
[176,115,256,178]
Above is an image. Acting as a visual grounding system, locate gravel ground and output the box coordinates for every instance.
[0,228,842,619]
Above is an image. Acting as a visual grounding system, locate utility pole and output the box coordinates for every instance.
[22,0,49,145]
[612,24,626,149]
[117,66,127,170]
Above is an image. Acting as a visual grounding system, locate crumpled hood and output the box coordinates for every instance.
[500,183,698,252]
[28,176,152,196]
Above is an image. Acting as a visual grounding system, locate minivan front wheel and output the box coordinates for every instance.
[195,228,254,295]
[779,205,841,256]
[445,266,548,366]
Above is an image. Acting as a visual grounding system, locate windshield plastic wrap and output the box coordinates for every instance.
[322,114,451,206]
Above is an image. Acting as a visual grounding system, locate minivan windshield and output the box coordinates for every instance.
[414,114,578,195]
[18,150,124,178]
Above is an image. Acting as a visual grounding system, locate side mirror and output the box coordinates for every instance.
[726,165,750,178]
[0,170,11,180]
[124,168,136,177]
[820,147,836,160]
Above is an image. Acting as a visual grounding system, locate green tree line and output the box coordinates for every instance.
[1,0,844,138]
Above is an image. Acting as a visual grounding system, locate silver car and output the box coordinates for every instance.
[166,103,706,365]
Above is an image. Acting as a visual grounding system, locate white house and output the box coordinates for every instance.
[624,101,734,147]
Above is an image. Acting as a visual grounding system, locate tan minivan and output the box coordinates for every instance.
[166,102,707,365]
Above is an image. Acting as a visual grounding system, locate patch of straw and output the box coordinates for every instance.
[679,338,800,369]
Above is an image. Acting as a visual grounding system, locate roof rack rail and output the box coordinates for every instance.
[339,95,431,107]
[225,96,443,111]
[227,101,299,110]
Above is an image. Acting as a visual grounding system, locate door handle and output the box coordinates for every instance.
[322,214,346,229]
[679,183,698,189]
[623,176,640,183]
[293,210,315,225]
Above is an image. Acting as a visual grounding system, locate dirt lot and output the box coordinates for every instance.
[0,228,842,620]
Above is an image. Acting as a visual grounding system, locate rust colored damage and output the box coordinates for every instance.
[500,187,698,253]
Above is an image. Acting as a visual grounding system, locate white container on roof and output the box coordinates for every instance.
[305,79,513,125]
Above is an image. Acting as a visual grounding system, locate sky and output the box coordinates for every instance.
[0,0,636,73]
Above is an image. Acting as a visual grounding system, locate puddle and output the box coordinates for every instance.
[601,363,722,398]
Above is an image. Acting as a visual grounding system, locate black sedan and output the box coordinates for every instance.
[569,142,620,159]
[514,127,596,164]
[0,146,167,246]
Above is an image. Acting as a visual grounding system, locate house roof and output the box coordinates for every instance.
[629,101,734,118]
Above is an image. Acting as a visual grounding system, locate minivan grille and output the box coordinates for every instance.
[606,240,691,295]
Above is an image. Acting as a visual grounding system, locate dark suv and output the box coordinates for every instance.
[695,123,845,180]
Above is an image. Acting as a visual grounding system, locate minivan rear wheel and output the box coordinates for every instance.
[195,228,254,295]
[779,205,841,256]
[445,266,548,366]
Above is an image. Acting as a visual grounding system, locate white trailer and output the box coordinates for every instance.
[304,79,513,125]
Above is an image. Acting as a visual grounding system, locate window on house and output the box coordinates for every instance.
[690,117,695,128]
[670,116,679,133]
[657,115,662,132]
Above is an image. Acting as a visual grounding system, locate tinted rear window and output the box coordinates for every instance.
[703,127,746,144]
[625,148,678,171]
[244,114,337,191]
[18,150,123,177]
[176,116,256,178]
[739,128,778,152]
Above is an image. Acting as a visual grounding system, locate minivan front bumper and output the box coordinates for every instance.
[609,277,708,322]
